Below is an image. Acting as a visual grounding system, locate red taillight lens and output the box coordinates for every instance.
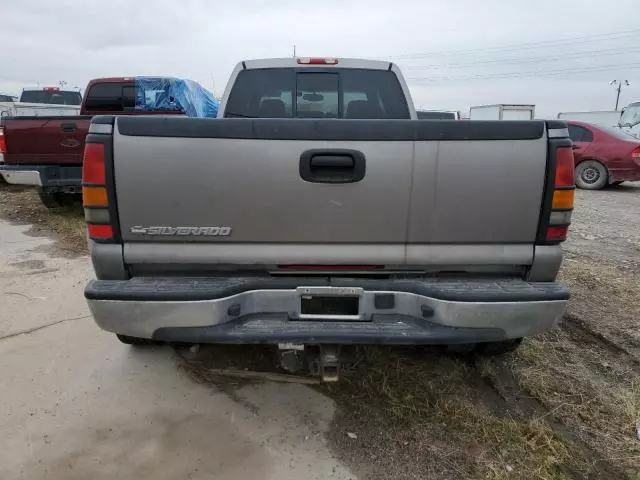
[297,57,339,65]
[544,145,576,243]
[546,226,569,242]
[0,127,6,154]
[555,147,575,187]
[82,141,113,242]
[87,224,113,240]
[632,146,640,160]
[82,143,105,184]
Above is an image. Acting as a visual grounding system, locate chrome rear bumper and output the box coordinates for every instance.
[0,168,42,185]
[85,277,568,344]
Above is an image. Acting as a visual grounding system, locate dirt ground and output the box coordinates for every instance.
[1,183,639,479]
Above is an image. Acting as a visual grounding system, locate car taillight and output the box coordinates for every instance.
[82,142,112,241]
[546,146,575,242]
[632,146,640,161]
[0,127,6,155]
[297,57,339,65]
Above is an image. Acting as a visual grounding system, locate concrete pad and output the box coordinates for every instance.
[0,218,353,480]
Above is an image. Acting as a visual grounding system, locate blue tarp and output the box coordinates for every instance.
[134,77,219,118]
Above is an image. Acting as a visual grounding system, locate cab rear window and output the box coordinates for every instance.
[84,83,135,112]
[19,90,82,105]
[224,68,410,119]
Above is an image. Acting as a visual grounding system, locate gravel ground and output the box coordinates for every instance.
[566,182,640,270]
[562,182,640,356]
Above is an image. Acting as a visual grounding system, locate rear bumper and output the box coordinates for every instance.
[85,277,568,344]
[609,166,640,183]
[0,164,81,188]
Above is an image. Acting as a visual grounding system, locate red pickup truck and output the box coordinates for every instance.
[0,77,184,207]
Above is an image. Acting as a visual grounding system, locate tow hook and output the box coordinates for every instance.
[277,344,341,382]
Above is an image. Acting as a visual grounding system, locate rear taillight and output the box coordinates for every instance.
[632,146,640,162]
[546,146,575,242]
[82,142,112,241]
[0,127,6,155]
[297,57,339,65]
[546,226,569,242]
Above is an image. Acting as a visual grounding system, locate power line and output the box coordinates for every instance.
[385,29,640,60]
[402,47,640,70]
[407,62,640,83]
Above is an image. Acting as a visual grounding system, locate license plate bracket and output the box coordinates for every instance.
[294,286,365,321]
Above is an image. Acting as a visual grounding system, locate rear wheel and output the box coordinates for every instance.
[446,338,523,356]
[37,189,80,209]
[475,338,523,356]
[116,334,158,346]
[575,160,608,190]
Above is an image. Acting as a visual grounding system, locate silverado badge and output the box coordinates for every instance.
[130,226,232,236]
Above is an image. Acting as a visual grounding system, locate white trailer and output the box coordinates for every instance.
[469,104,535,121]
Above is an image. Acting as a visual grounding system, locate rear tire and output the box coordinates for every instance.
[475,338,523,356]
[37,189,79,209]
[575,160,608,190]
[116,334,158,346]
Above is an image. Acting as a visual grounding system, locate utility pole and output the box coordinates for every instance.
[293,44,297,57]
[610,80,630,111]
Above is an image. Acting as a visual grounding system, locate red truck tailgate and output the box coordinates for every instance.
[2,116,91,165]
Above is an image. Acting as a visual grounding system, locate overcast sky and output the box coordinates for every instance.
[2,0,639,117]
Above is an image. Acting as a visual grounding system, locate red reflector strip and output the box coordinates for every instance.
[82,143,106,184]
[555,147,575,187]
[278,264,381,271]
[546,226,569,242]
[296,57,339,65]
[87,224,113,240]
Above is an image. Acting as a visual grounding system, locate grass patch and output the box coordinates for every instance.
[319,347,592,480]
[0,186,87,255]
[514,331,640,478]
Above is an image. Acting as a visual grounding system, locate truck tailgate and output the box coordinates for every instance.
[3,116,91,165]
[111,117,547,265]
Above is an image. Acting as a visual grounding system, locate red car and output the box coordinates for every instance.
[568,120,640,189]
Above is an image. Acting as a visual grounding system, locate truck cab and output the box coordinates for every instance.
[620,102,640,139]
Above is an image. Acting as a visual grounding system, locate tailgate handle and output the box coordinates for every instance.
[310,156,354,168]
[300,149,366,184]
[61,122,77,132]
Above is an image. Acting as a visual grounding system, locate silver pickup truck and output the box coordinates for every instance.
[82,57,575,365]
